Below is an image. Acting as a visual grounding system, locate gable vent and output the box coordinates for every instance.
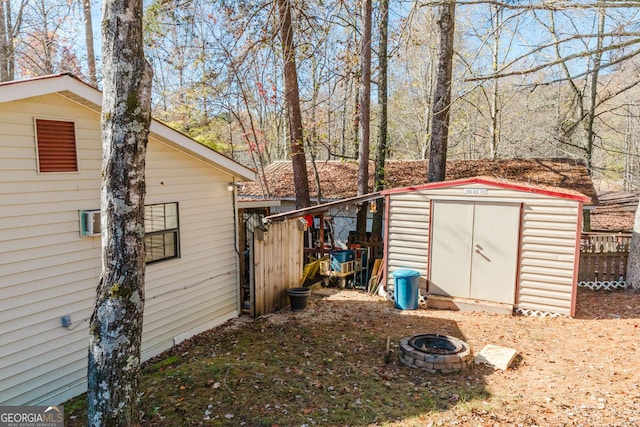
[36,119,78,173]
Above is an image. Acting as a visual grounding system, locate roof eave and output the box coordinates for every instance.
[0,74,256,181]
[264,192,383,223]
[150,121,255,181]
[0,73,102,106]
[238,199,282,209]
[382,177,592,203]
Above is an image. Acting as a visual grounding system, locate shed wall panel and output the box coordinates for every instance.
[386,196,430,293]
[386,183,582,315]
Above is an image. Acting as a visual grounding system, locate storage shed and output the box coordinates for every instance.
[383,177,591,317]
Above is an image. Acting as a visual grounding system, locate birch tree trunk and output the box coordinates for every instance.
[87,0,153,424]
[277,0,310,209]
[356,0,372,241]
[427,0,455,182]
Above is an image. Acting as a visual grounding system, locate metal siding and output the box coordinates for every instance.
[468,203,520,304]
[386,194,430,288]
[519,199,580,314]
[429,201,475,298]
[0,94,240,405]
[386,183,580,315]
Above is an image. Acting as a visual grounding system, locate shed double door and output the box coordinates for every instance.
[429,200,520,304]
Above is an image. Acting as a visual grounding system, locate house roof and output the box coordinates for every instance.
[590,191,638,231]
[0,74,256,181]
[241,158,597,204]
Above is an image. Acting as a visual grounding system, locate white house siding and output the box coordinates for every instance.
[1,93,240,405]
[385,183,582,316]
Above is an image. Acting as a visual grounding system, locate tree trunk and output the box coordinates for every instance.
[87,0,153,424]
[0,2,7,81]
[0,0,24,82]
[371,0,389,248]
[83,0,97,85]
[427,0,455,183]
[40,0,54,75]
[584,2,605,173]
[356,0,372,242]
[627,202,640,290]
[489,4,501,160]
[277,0,310,209]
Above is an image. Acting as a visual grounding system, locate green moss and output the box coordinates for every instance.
[125,91,139,116]
[141,355,181,375]
[108,282,120,298]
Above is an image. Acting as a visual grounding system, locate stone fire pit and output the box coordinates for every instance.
[399,334,473,373]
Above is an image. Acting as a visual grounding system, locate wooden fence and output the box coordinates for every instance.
[578,232,631,282]
[252,218,305,317]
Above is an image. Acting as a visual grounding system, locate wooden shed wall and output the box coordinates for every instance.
[1,94,239,405]
[386,183,582,316]
[253,219,304,316]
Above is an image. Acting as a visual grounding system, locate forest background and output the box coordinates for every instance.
[2,0,640,191]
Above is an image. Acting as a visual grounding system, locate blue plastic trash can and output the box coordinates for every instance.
[393,269,421,310]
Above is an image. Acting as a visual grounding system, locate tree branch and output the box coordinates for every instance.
[467,38,640,82]
[420,1,640,11]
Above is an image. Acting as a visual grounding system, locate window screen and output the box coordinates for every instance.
[144,202,180,263]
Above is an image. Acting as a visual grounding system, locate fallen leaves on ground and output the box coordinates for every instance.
[65,287,640,426]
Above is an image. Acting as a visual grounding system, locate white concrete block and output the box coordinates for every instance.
[474,344,518,370]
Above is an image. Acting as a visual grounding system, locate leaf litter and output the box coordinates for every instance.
[65,286,640,426]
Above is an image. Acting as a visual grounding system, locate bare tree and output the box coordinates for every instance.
[387,5,438,160]
[82,0,96,85]
[0,0,25,81]
[488,3,503,159]
[277,0,310,209]
[356,0,373,241]
[428,0,456,182]
[544,5,606,172]
[87,0,153,424]
[16,0,86,77]
[372,0,390,247]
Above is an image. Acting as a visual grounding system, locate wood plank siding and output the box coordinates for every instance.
[1,93,240,405]
[386,183,583,316]
[253,219,304,317]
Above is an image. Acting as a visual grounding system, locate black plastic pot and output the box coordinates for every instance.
[287,287,311,311]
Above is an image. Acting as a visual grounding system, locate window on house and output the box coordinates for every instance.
[35,119,78,172]
[144,202,180,264]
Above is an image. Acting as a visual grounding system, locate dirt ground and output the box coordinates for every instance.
[66,286,640,426]
[260,287,640,426]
